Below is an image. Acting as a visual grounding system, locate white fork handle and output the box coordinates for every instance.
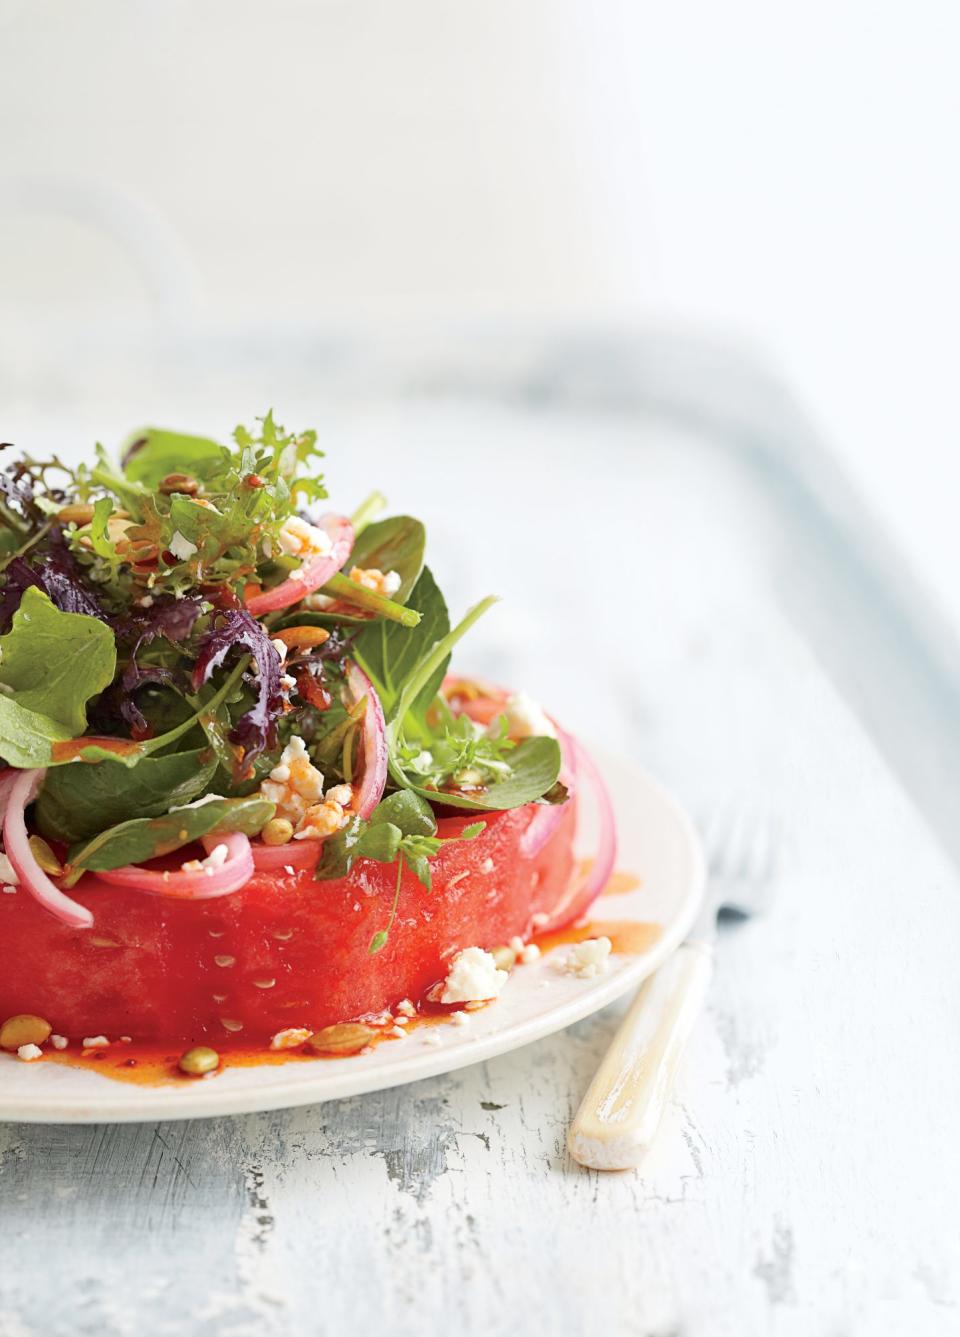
[567,942,713,1170]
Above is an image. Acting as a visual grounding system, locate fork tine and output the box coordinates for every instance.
[704,806,779,917]
[703,805,734,875]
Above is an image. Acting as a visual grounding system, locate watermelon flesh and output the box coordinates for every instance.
[0,800,584,1044]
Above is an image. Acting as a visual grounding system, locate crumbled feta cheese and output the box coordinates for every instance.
[452,1010,471,1027]
[304,592,336,611]
[181,843,229,874]
[490,690,556,741]
[520,943,541,964]
[1,885,16,895]
[168,530,198,562]
[293,796,348,841]
[388,1025,407,1039]
[278,515,333,560]
[260,735,325,825]
[509,936,525,955]
[271,638,288,663]
[563,937,612,979]
[423,1031,442,1047]
[17,1044,43,1061]
[396,998,416,1018]
[440,947,508,1005]
[50,1035,68,1050]
[325,783,353,808]
[348,566,402,597]
[0,853,19,886]
[82,1035,110,1049]
[270,1028,311,1050]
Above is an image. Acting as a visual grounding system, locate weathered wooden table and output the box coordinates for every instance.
[2,337,958,1335]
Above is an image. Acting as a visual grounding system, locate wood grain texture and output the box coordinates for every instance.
[2,387,959,1336]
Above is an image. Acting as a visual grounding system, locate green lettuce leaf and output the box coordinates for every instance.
[122,428,229,487]
[68,794,274,874]
[348,515,426,605]
[0,696,71,769]
[36,748,218,846]
[0,589,117,767]
[0,587,116,735]
[353,566,450,721]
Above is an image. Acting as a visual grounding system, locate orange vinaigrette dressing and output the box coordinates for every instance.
[38,867,657,1087]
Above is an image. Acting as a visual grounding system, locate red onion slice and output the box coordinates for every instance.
[519,724,578,858]
[345,660,388,818]
[245,513,354,615]
[250,839,321,874]
[571,737,617,903]
[3,768,95,929]
[95,831,254,900]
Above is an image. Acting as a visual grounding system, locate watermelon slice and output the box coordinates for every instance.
[0,798,585,1044]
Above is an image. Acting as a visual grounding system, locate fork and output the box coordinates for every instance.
[567,809,778,1170]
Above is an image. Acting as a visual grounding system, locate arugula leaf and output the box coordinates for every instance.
[347,516,425,605]
[122,429,229,487]
[36,748,218,846]
[353,566,450,719]
[0,588,116,735]
[68,793,274,874]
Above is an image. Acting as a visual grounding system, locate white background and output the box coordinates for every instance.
[0,0,958,616]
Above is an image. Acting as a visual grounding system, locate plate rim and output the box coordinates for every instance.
[0,753,705,1123]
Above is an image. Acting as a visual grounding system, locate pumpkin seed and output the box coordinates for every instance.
[178,1046,220,1076]
[261,818,294,846]
[28,835,62,876]
[306,1023,376,1056]
[0,1014,52,1051]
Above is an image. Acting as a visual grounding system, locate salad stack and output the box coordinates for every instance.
[0,417,613,1049]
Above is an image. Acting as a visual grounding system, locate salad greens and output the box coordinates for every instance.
[67,794,274,876]
[0,417,565,917]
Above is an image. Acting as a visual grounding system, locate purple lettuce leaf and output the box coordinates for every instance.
[0,531,109,631]
[0,454,43,526]
[118,594,205,734]
[191,608,283,771]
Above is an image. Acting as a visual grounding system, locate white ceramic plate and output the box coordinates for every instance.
[0,749,704,1124]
